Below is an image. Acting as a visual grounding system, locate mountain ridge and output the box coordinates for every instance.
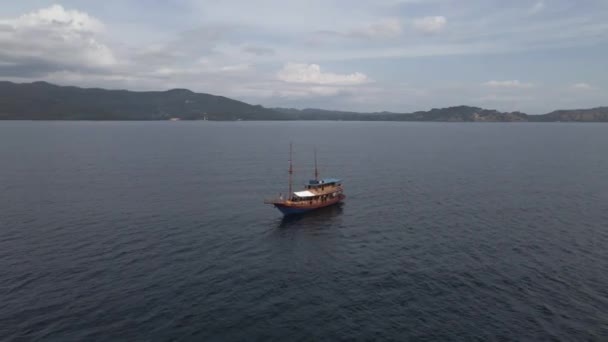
[1,81,607,122]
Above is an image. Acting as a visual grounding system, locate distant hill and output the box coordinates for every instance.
[273,106,608,122]
[1,81,607,121]
[0,81,283,120]
[531,107,608,122]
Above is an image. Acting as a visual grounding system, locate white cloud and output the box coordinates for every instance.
[350,18,402,39]
[273,86,344,98]
[528,2,545,15]
[571,82,593,90]
[0,4,116,75]
[272,62,370,100]
[242,45,275,56]
[309,18,402,44]
[412,16,447,34]
[277,63,368,85]
[483,80,534,88]
[150,60,252,77]
[477,94,534,102]
[14,4,104,32]
[220,63,251,72]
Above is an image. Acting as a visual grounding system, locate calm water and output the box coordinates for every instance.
[1,121,607,341]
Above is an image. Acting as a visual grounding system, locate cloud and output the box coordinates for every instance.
[571,82,593,90]
[157,25,234,59]
[477,94,534,103]
[483,80,534,88]
[272,85,345,98]
[150,58,252,77]
[15,4,104,32]
[0,4,116,77]
[277,63,368,85]
[220,63,251,72]
[528,2,545,15]
[412,16,446,34]
[309,18,402,44]
[2,2,606,114]
[242,45,275,56]
[272,62,370,100]
[349,18,402,39]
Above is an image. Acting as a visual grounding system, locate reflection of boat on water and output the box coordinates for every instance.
[265,144,345,216]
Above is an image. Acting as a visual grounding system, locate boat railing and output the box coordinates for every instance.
[307,185,343,195]
[264,197,285,204]
[265,186,343,204]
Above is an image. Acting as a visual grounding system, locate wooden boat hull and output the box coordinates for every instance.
[273,194,345,215]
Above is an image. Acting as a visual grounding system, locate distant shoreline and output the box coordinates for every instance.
[1,81,607,122]
[2,119,607,124]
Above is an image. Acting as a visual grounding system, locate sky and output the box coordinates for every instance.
[0,0,607,113]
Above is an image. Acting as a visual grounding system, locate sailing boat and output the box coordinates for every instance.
[265,144,345,215]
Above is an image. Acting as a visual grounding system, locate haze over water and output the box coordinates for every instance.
[1,121,607,341]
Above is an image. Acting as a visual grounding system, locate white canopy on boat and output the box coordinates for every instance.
[293,190,316,198]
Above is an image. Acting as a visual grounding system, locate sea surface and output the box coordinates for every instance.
[1,121,607,341]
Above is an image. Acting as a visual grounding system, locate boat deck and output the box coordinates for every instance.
[265,194,345,208]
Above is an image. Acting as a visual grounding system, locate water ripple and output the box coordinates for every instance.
[1,121,607,340]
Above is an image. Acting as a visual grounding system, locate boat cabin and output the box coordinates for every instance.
[287,178,342,202]
[305,178,341,190]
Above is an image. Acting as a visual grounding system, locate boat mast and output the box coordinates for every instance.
[288,142,293,196]
[314,147,319,181]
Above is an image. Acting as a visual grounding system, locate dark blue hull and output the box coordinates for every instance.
[275,205,316,215]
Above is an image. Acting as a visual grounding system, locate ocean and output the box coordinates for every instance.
[1,121,607,341]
